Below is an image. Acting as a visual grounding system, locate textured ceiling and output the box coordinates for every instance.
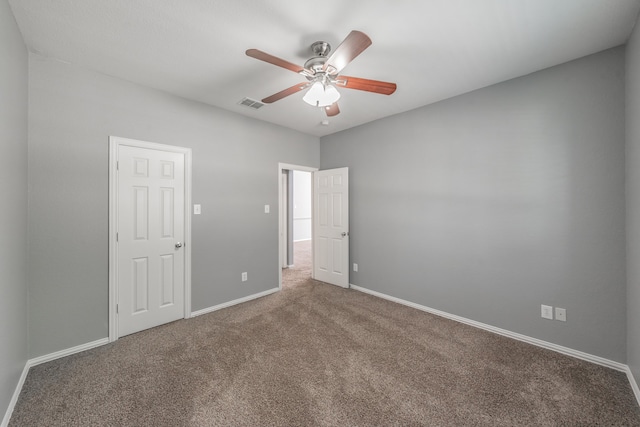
[8,0,640,137]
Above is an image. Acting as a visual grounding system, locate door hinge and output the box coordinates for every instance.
[116,232,119,242]
[116,304,119,314]
[117,161,119,170]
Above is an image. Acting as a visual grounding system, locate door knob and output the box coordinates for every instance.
[175,242,183,248]
[341,232,349,237]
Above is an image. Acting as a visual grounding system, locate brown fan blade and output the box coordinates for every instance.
[325,103,340,117]
[324,31,372,74]
[246,49,305,74]
[262,82,310,104]
[336,76,397,95]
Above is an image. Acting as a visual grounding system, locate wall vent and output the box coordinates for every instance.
[238,97,265,109]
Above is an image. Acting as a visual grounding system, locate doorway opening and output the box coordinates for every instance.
[278,163,317,290]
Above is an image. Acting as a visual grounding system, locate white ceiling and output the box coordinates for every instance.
[8,0,640,137]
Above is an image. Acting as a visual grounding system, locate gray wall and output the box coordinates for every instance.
[627,15,640,385]
[28,54,319,358]
[321,47,626,362]
[0,0,28,418]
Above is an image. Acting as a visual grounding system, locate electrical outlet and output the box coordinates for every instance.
[555,307,566,322]
[353,263,358,272]
[241,272,247,282]
[541,304,553,320]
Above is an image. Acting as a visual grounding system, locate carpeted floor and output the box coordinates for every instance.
[9,240,640,426]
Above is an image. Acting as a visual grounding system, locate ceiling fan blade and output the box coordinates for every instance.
[324,30,372,75]
[246,49,305,74]
[336,76,397,95]
[325,103,340,117]
[262,82,310,104]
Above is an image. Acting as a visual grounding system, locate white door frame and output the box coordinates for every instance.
[281,171,289,268]
[109,136,193,342]
[278,163,318,290]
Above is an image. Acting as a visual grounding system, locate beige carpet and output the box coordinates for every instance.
[9,240,640,426]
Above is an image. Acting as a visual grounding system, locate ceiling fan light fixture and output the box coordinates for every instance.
[303,81,341,107]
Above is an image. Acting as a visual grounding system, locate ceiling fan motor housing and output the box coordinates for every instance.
[311,41,331,56]
[304,41,332,74]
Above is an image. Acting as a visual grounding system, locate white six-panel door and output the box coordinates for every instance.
[117,144,185,337]
[313,167,349,288]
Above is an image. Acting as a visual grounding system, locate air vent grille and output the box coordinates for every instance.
[238,97,265,109]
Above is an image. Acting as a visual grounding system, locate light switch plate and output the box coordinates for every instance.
[264,204,270,214]
[194,204,201,215]
[541,304,553,320]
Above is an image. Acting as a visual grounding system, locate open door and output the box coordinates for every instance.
[313,167,349,288]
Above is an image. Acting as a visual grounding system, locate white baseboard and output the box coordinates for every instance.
[28,338,110,367]
[350,284,627,372]
[1,363,29,427]
[2,337,109,426]
[626,366,640,406]
[190,287,279,318]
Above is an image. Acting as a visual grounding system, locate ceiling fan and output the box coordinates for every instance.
[246,30,397,117]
